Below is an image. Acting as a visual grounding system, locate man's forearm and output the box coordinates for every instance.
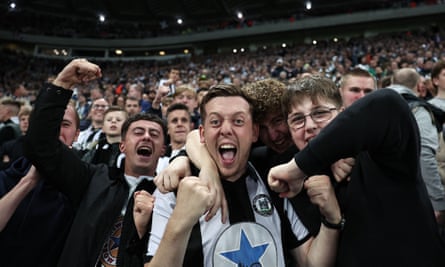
[185,130,215,170]
[24,84,72,167]
[304,225,340,267]
[0,176,37,231]
[145,214,194,267]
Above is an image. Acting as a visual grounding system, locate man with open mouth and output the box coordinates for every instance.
[24,58,167,267]
[144,84,341,267]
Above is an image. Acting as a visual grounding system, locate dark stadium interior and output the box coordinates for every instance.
[6,0,418,30]
[1,0,445,95]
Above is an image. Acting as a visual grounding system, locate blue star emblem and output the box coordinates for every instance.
[220,229,268,266]
[110,236,120,250]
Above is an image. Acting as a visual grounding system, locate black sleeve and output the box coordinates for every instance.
[146,106,162,118]
[0,140,14,170]
[23,83,92,206]
[295,89,420,178]
[0,127,15,146]
[81,147,96,164]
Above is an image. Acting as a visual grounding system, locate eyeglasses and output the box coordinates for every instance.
[287,107,337,130]
[92,104,109,110]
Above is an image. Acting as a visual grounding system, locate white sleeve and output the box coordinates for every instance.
[146,190,176,257]
[284,198,310,242]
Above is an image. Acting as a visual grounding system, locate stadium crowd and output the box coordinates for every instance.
[1,29,444,102]
[1,24,445,267]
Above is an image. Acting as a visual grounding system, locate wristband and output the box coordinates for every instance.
[321,215,345,230]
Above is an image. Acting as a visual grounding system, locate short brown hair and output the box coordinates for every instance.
[431,61,445,81]
[121,113,166,142]
[200,84,256,123]
[125,95,140,106]
[18,105,32,118]
[340,68,377,90]
[104,105,128,118]
[282,75,342,117]
[166,103,191,120]
[1,98,22,111]
[173,85,196,99]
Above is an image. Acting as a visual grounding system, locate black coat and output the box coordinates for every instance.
[0,135,25,170]
[0,157,74,267]
[24,83,154,267]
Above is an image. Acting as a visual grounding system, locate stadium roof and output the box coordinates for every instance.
[16,0,404,29]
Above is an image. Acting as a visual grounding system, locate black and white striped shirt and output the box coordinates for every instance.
[146,162,309,266]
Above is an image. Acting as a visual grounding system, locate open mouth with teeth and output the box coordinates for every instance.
[219,144,237,164]
[273,138,286,145]
[137,146,153,157]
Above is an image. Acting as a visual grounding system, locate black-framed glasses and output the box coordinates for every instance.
[287,107,337,130]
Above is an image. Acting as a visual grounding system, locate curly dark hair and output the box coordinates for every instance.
[282,75,342,117]
[242,78,286,123]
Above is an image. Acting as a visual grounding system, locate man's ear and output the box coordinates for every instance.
[160,141,166,156]
[119,141,125,153]
[199,125,205,144]
[74,129,80,142]
[252,123,259,143]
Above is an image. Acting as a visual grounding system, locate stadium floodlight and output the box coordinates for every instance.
[8,1,18,12]
[98,14,106,23]
[236,11,243,20]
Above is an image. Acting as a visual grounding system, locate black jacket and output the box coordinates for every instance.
[82,137,121,168]
[0,157,74,267]
[0,135,25,170]
[24,83,153,267]
[0,119,20,146]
